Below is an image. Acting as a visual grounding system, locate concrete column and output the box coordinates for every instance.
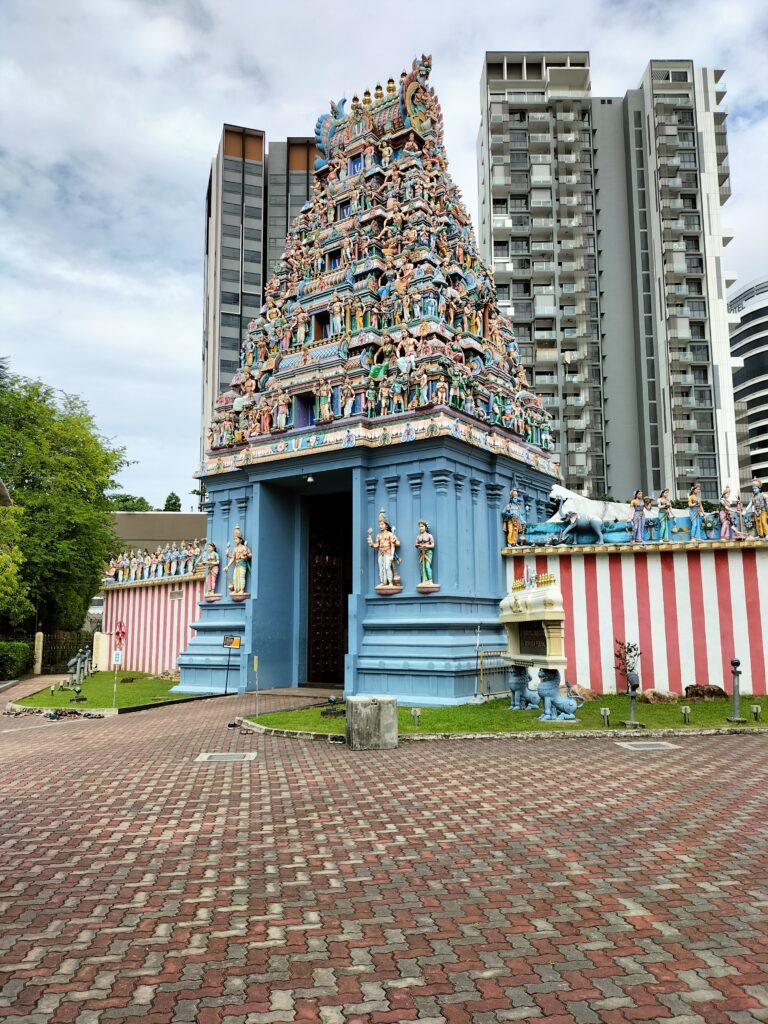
[92,632,110,672]
[33,632,43,675]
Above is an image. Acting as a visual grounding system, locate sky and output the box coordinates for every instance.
[1,0,767,509]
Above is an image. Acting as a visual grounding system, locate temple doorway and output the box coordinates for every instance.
[305,491,352,686]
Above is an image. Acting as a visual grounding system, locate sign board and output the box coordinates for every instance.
[223,635,241,649]
[518,621,548,657]
[112,650,123,665]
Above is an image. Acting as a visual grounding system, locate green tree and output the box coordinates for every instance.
[107,493,153,511]
[0,506,33,626]
[0,374,126,632]
[163,491,182,511]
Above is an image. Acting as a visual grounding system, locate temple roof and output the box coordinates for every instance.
[201,56,557,481]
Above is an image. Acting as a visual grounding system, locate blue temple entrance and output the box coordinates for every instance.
[305,490,352,687]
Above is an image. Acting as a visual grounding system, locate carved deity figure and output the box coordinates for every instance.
[202,542,220,596]
[367,509,400,588]
[226,530,251,596]
[501,489,525,547]
[415,520,435,585]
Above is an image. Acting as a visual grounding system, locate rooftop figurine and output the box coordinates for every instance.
[205,56,554,465]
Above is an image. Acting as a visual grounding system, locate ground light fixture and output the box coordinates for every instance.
[600,707,610,727]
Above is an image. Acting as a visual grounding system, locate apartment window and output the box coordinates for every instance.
[510,198,528,210]
[685,278,703,295]
[497,284,510,300]
[690,322,706,340]
[222,182,242,195]
[693,368,709,385]
[221,268,240,282]
[678,131,696,148]
[243,249,261,264]
[221,246,240,260]
[671,70,689,82]
[220,291,239,305]
[688,300,706,316]
[243,228,261,241]
[510,152,528,167]
[221,224,241,238]
[222,202,241,216]
[220,313,240,327]
[682,195,698,210]
[494,241,509,258]
[680,154,697,169]
[493,198,508,214]
[510,240,529,254]
[510,131,528,149]
[684,236,700,252]
[243,272,261,287]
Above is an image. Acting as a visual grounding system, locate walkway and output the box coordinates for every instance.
[1,680,767,1022]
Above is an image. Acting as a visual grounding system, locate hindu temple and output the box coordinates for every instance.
[178,56,558,704]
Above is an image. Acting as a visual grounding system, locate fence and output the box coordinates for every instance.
[42,631,93,673]
[478,649,511,697]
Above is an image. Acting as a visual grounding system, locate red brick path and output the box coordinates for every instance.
[1,683,767,1023]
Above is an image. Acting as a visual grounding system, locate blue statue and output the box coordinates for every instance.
[536,669,584,721]
[508,665,540,710]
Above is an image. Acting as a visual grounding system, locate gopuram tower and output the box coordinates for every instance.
[179,56,558,704]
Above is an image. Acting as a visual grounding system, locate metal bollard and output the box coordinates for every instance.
[727,658,746,723]
[681,705,691,724]
[600,707,610,727]
[752,705,761,722]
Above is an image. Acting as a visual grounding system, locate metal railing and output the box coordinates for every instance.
[478,649,511,696]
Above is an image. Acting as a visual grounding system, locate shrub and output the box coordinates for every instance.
[0,641,33,680]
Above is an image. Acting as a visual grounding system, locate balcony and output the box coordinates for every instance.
[530,196,553,208]
[531,217,554,232]
[557,132,577,144]
[534,295,558,317]
[676,442,700,454]
[529,133,551,147]
[664,253,687,278]
[668,318,691,341]
[534,329,557,341]
[658,153,681,170]
[534,374,558,390]
[672,373,696,387]
[532,261,555,276]
[661,197,685,212]
[662,217,685,238]
[534,347,558,364]
[660,176,683,193]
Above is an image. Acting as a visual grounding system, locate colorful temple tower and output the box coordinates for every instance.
[178,56,558,704]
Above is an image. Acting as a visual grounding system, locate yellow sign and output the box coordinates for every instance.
[253,656,259,671]
[223,635,241,649]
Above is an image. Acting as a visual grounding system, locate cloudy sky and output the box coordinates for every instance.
[2,0,767,508]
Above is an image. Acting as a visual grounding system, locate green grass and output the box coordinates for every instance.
[17,671,213,710]
[248,694,768,735]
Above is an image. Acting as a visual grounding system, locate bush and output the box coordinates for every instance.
[0,641,33,680]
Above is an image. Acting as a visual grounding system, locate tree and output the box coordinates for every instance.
[107,493,153,512]
[0,507,33,626]
[0,374,126,632]
[163,492,182,511]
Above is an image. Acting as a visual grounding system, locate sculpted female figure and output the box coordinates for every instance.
[226,532,251,596]
[657,488,672,542]
[203,542,220,597]
[415,520,438,591]
[630,489,646,544]
[719,486,733,540]
[688,483,704,542]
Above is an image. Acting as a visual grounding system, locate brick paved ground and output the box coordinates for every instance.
[1,680,767,1023]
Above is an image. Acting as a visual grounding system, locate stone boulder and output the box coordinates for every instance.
[684,684,728,701]
[638,689,678,704]
[569,684,600,701]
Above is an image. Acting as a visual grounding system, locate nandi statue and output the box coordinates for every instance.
[536,668,584,721]
[508,665,540,711]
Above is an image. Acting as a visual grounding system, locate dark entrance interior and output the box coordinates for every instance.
[306,492,352,686]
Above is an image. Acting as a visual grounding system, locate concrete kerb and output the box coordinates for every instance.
[5,691,230,719]
[234,715,767,744]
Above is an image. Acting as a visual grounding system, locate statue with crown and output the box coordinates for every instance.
[177,56,558,704]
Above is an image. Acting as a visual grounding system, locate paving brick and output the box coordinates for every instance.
[1,690,767,1021]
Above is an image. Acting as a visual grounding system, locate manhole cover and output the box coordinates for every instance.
[614,741,679,751]
[194,752,257,762]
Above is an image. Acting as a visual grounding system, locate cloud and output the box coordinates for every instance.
[1,0,766,505]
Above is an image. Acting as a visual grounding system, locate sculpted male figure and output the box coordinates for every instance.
[367,511,400,587]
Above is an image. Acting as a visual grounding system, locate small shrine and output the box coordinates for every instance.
[179,57,558,704]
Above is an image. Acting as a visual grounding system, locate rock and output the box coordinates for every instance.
[684,684,728,700]
[638,689,679,704]
[569,684,600,701]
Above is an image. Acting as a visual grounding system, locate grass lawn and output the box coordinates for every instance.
[17,671,213,710]
[248,693,768,735]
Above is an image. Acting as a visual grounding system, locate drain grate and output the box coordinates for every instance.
[194,752,258,763]
[614,741,679,752]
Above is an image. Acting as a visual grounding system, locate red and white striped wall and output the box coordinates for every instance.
[506,546,768,695]
[102,578,204,676]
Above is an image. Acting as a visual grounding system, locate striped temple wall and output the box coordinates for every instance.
[505,544,768,695]
[102,576,204,676]
[101,546,767,694]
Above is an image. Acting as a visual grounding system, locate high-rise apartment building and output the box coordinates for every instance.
[201,128,318,449]
[728,277,768,481]
[478,52,738,500]
[202,125,266,442]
